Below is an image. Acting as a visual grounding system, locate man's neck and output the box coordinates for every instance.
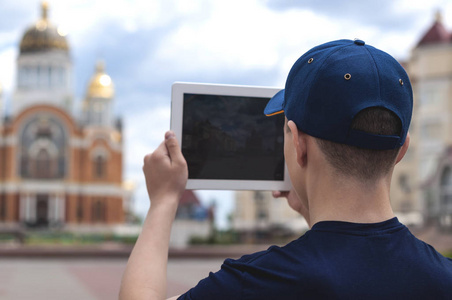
[306,170,395,226]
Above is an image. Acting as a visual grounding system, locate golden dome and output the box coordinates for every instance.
[19,2,69,54]
[87,61,115,99]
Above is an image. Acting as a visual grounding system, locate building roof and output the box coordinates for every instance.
[86,61,115,99]
[179,190,201,206]
[416,11,450,47]
[20,2,69,54]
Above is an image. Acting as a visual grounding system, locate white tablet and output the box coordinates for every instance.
[171,82,291,191]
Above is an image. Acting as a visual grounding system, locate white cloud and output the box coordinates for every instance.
[0,47,17,96]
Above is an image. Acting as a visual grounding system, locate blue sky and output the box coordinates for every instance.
[1,0,452,228]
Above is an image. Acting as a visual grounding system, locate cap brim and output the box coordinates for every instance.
[264,89,285,116]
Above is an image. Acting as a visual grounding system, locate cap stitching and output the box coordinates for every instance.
[362,46,381,102]
[303,43,354,129]
[362,46,403,139]
[344,46,382,142]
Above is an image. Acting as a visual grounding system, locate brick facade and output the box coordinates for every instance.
[0,104,125,227]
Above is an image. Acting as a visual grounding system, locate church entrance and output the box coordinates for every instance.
[36,194,49,227]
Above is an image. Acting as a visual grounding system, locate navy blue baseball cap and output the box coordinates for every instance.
[264,39,413,150]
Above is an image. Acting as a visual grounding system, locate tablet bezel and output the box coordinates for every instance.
[171,82,291,191]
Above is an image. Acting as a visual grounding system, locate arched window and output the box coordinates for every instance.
[36,149,51,178]
[19,115,67,179]
[441,167,452,186]
[94,155,106,178]
[92,199,106,223]
[254,191,268,221]
[29,140,58,179]
[76,197,84,223]
[0,194,5,221]
[93,102,104,125]
[18,66,25,88]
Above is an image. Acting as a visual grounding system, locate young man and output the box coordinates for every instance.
[120,39,452,299]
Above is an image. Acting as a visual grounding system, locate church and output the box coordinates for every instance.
[0,2,127,228]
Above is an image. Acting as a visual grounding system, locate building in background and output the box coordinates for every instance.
[233,191,308,242]
[392,11,452,230]
[0,2,129,229]
[170,190,212,248]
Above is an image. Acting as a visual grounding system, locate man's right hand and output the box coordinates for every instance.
[143,131,188,207]
[272,189,310,227]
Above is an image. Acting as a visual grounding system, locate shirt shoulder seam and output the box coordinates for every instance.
[311,225,406,236]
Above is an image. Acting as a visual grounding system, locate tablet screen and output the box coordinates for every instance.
[182,93,285,181]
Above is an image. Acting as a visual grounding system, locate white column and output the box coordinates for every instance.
[59,195,66,223]
[25,195,31,222]
[29,195,36,223]
[54,195,59,223]
[48,195,55,223]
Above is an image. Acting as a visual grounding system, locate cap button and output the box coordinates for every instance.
[354,39,365,46]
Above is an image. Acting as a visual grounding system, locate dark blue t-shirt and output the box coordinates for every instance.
[178,218,452,299]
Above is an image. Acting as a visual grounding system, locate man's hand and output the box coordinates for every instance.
[273,189,310,227]
[143,131,188,206]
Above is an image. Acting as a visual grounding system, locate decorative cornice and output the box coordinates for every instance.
[0,181,128,196]
[0,135,18,146]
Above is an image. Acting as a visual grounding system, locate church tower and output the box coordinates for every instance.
[83,61,115,127]
[13,1,72,115]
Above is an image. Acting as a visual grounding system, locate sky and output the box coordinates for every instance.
[1,0,452,228]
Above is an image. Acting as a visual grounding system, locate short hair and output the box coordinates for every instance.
[315,107,402,181]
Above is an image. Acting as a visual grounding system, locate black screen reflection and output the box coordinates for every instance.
[182,93,285,180]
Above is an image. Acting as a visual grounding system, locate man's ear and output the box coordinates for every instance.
[395,132,410,164]
[288,121,308,167]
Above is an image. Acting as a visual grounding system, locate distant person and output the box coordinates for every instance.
[119,39,452,299]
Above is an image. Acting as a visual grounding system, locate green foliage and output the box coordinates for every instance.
[189,229,239,245]
[20,232,138,245]
[0,233,17,242]
[442,251,452,259]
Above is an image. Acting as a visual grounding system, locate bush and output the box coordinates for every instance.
[0,233,17,242]
[443,251,452,259]
[189,229,239,245]
[23,232,139,245]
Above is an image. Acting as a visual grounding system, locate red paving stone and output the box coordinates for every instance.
[167,278,193,298]
[0,257,224,299]
[66,262,126,300]
[0,266,15,299]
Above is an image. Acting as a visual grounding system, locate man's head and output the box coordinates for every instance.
[266,39,413,183]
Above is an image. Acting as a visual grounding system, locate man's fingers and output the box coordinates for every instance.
[144,141,166,164]
[143,131,185,169]
[165,131,176,140]
[272,191,281,198]
[165,131,185,164]
[272,191,289,198]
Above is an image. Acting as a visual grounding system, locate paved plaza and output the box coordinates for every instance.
[0,257,224,299]
[0,225,450,300]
